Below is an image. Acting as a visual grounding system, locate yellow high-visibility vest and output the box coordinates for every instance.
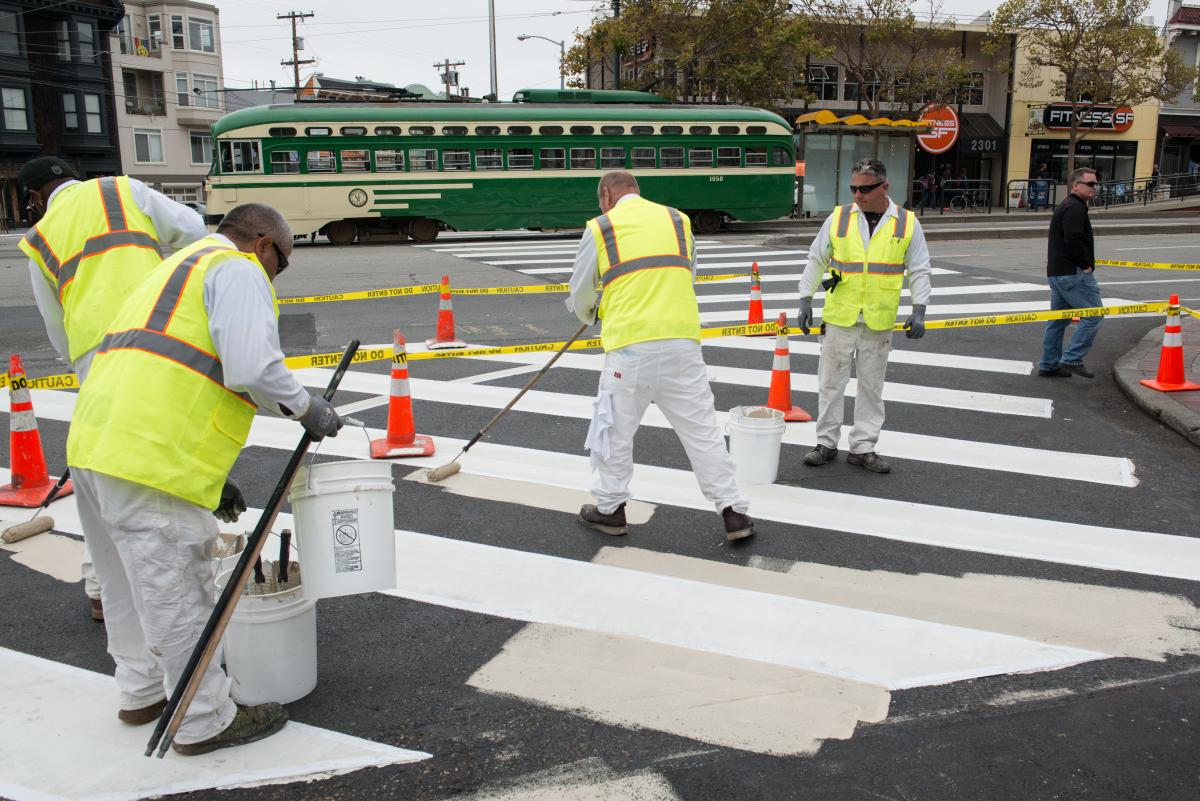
[823,204,916,331]
[67,236,277,510]
[18,176,162,362]
[586,195,700,352]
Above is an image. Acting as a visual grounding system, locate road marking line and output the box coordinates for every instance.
[706,335,1035,375]
[699,298,1135,325]
[452,364,544,384]
[696,282,1049,305]
[1101,278,1200,285]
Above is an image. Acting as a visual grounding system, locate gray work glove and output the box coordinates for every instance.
[214,479,247,523]
[797,297,815,335]
[299,394,343,440]
[904,304,927,339]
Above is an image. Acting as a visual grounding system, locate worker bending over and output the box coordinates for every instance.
[65,203,343,755]
[17,156,207,621]
[567,170,753,541]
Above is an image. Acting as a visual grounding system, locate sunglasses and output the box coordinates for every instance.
[1076,180,1099,188]
[257,233,289,274]
[849,181,884,195]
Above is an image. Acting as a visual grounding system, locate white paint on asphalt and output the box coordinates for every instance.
[698,298,1137,325]
[707,335,1035,374]
[694,281,1050,305]
[458,759,682,801]
[0,530,83,583]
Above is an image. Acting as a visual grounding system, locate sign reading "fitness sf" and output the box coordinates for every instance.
[1042,104,1135,132]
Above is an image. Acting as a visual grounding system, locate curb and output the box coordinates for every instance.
[1113,325,1200,448]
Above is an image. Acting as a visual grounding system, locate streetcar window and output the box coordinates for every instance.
[508,125,533,135]
[772,146,791,166]
[305,126,332,136]
[409,148,438,171]
[409,126,435,136]
[600,125,624,136]
[630,125,653,135]
[476,125,501,136]
[539,148,565,169]
[747,125,767,135]
[340,126,367,137]
[570,125,594,135]
[375,150,404,171]
[476,148,502,170]
[689,125,712,135]
[374,126,401,136]
[341,149,370,172]
[268,127,296,137]
[570,148,596,168]
[745,147,767,167]
[442,125,469,136]
[631,147,656,168]
[717,146,741,167]
[660,125,683,135]
[538,125,563,135]
[660,147,684,168]
[718,125,740,135]
[688,148,713,167]
[443,149,471,171]
[507,148,533,169]
[600,147,625,168]
[219,140,262,173]
[306,150,335,172]
[269,150,300,174]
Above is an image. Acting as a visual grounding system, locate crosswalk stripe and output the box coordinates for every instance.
[707,336,1035,375]
[695,282,1050,305]
[698,299,1135,325]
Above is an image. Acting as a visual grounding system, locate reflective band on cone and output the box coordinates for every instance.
[745,262,771,336]
[1141,295,1200,392]
[1,353,73,507]
[371,331,436,458]
[425,275,466,350]
[764,313,812,422]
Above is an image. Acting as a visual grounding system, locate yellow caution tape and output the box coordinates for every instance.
[894,301,1170,331]
[1097,259,1200,271]
[0,372,80,391]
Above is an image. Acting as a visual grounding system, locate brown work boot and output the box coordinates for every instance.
[722,507,755,542]
[90,597,103,621]
[118,697,167,725]
[578,503,627,536]
[172,702,288,756]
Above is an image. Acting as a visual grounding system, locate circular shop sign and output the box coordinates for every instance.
[348,188,369,207]
[917,105,960,155]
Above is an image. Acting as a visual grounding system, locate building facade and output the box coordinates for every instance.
[1159,0,1200,175]
[0,0,124,227]
[108,0,222,204]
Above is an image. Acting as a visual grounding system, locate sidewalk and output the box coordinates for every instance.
[1114,313,1200,447]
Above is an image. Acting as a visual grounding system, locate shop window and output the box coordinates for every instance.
[956,72,984,106]
[805,65,839,101]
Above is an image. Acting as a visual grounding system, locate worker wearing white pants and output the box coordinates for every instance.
[814,320,892,454]
[568,171,753,541]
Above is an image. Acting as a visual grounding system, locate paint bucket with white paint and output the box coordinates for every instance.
[287,459,396,600]
[726,406,786,485]
[216,563,317,705]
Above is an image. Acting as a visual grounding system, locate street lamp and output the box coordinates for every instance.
[517,34,566,90]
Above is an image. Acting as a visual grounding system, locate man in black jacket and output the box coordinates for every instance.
[1039,167,1102,378]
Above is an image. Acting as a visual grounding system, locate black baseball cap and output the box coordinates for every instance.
[18,157,78,194]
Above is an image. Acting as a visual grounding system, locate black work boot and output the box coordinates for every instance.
[172,702,288,756]
[846,451,892,474]
[578,503,627,536]
[803,444,838,466]
[722,507,755,542]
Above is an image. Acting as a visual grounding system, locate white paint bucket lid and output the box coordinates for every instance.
[729,405,786,430]
[288,458,395,503]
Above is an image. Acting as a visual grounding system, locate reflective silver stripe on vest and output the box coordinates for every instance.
[56,230,161,289]
[23,228,62,281]
[829,257,905,276]
[601,255,692,287]
[101,328,224,385]
[893,209,909,239]
[98,177,127,231]
[145,245,228,332]
[668,208,688,257]
[835,206,851,238]
[596,214,620,265]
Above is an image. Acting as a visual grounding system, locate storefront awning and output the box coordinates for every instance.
[795,109,930,128]
[960,113,1005,140]
[1161,124,1200,139]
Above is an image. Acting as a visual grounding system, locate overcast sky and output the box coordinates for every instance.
[213,0,1178,100]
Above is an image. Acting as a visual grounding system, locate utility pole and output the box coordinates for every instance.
[434,59,465,102]
[612,0,621,90]
[487,0,498,101]
[278,11,315,101]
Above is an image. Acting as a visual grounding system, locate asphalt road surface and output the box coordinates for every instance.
[2,227,1200,801]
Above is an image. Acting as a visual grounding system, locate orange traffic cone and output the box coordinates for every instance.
[1140,295,1200,392]
[765,314,812,422]
[371,330,437,458]
[425,275,466,350]
[1,354,73,507]
[746,263,764,326]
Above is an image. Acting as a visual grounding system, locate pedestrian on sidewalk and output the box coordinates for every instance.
[567,170,753,542]
[16,156,208,622]
[1038,167,1102,378]
[64,203,343,755]
[796,159,933,474]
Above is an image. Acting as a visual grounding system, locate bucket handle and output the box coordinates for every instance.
[302,423,373,494]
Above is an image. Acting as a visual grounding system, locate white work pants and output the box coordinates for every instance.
[73,351,101,600]
[587,339,748,515]
[72,467,235,744]
[815,321,893,453]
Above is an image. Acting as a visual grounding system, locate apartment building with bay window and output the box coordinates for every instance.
[109,0,222,205]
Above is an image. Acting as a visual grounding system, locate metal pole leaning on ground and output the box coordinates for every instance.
[145,339,361,758]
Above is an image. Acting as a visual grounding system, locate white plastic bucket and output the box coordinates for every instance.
[216,564,317,705]
[287,459,397,600]
[726,406,786,485]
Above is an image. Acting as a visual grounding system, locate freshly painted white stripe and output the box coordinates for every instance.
[433,243,791,258]
[708,335,1035,375]
[696,282,1049,305]
[453,364,545,384]
[699,298,1135,324]
[0,648,429,801]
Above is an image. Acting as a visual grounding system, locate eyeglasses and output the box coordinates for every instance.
[1076,180,1099,188]
[257,233,289,274]
[849,181,884,195]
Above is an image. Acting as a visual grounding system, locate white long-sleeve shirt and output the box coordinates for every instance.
[27,178,208,379]
[566,193,698,326]
[798,198,932,307]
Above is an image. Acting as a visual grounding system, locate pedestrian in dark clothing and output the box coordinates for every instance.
[1039,167,1101,378]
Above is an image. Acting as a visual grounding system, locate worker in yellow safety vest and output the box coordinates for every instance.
[17,156,208,621]
[567,170,753,542]
[796,158,933,474]
[65,203,343,756]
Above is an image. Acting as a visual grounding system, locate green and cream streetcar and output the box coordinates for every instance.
[206,89,795,244]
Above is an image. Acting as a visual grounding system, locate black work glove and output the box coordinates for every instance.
[797,297,815,335]
[214,479,247,523]
[299,394,343,440]
[904,304,927,339]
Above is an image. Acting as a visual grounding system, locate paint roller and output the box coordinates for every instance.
[427,323,589,483]
[0,469,71,544]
